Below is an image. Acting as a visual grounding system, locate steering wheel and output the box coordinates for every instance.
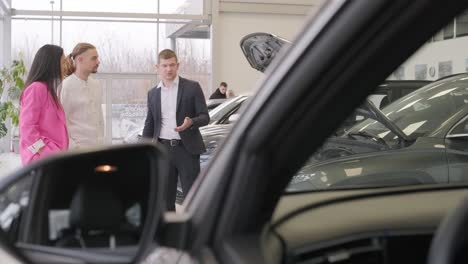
[427,196,468,264]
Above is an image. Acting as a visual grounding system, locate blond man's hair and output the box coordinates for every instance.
[64,42,96,77]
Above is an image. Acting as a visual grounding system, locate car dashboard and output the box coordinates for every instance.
[266,185,468,264]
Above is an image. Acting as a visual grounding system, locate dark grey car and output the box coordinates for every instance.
[288,73,468,191]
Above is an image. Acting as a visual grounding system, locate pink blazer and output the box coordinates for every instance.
[19,81,69,165]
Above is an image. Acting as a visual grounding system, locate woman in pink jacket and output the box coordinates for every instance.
[19,44,69,165]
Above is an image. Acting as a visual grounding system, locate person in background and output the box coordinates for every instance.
[142,49,210,211]
[209,82,228,99]
[61,43,104,149]
[19,44,69,165]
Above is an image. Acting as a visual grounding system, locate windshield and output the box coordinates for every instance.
[287,74,468,193]
[348,75,468,142]
[209,96,248,124]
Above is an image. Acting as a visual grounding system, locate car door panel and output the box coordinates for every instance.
[445,138,468,182]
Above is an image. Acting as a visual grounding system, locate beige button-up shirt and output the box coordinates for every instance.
[60,74,104,149]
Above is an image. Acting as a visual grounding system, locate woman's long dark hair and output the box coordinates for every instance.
[23,44,64,108]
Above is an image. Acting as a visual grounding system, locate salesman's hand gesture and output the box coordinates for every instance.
[175,117,193,132]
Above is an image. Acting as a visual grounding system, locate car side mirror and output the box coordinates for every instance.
[228,113,240,124]
[0,143,168,264]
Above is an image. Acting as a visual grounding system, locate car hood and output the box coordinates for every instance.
[309,99,410,164]
[287,137,440,192]
[240,32,290,72]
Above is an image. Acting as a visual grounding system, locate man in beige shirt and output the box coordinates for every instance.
[61,43,104,149]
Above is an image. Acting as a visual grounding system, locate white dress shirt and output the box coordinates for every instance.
[158,76,181,140]
[60,74,105,149]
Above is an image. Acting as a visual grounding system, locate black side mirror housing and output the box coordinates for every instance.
[0,143,168,264]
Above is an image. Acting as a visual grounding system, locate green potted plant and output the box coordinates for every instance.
[0,59,26,152]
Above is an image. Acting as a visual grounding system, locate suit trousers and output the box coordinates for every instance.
[159,141,200,211]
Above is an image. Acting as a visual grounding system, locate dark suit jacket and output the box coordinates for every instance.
[142,77,210,155]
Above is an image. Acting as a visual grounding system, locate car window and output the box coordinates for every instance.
[368,94,387,109]
[352,77,468,141]
[287,73,468,192]
[401,87,417,97]
[209,96,247,124]
[448,115,468,136]
[207,99,227,111]
[219,105,242,124]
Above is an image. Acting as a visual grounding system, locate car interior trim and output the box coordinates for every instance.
[272,184,468,228]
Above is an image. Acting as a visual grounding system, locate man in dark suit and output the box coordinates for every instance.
[142,49,209,211]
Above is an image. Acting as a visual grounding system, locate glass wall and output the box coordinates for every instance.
[11,0,53,10]
[160,0,203,15]
[75,74,157,144]
[61,21,158,73]
[8,0,211,145]
[12,20,52,66]
[176,37,211,96]
[12,0,203,13]
[62,0,158,13]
